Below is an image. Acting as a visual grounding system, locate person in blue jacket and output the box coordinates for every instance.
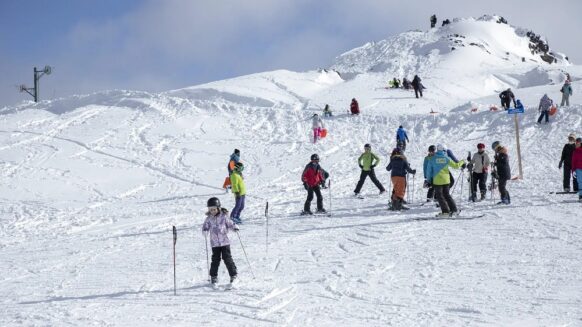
[396,125,410,152]
[426,144,466,217]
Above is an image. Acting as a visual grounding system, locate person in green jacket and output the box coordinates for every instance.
[426,144,466,217]
[354,144,386,196]
[230,163,246,224]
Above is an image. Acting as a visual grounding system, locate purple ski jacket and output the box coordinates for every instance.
[202,209,237,248]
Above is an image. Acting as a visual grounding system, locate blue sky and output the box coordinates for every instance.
[1,0,580,107]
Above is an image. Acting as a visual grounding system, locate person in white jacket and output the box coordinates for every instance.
[311,114,324,144]
[468,143,491,201]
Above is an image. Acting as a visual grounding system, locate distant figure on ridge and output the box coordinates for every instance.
[412,75,423,98]
[499,88,516,110]
[323,104,333,117]
[560,80,573,107]
[350,98,360,115]
[430,14,437,28]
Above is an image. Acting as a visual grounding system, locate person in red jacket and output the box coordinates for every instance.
[350,98,360,115]
[301,154,327,215]
[571,137,582,201]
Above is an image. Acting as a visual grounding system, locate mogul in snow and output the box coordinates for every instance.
[202,197,239,289]
[492,141,511,204]
[229,163,246,224]
[571,138,582,201]
[559,133,579,192]
[423,145,436,202]
[468,143,491,202]
[426,144,466,217]
[354,144,386,197]
[301,154,327,215]
[386,148,416,210]
[396,125,410,152]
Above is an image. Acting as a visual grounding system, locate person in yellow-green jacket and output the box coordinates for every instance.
[354,144,386,197]
[230,162,246,224]
[426,144,466,217]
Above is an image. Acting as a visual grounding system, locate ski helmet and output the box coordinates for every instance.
[491,141,500,150]
[576,137,582,143]
[234,162,244,172]
[428,145,436,153]
[234,149,240,155]
[207,197,221,208]
[364,143,371,149]
[436,144,445,152]
[311,153,320,161]
[477,143,485,149]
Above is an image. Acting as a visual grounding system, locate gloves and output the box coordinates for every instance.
[461,163,467,170]
[423,180,431,188]
[573,171,577,178]
[303,182,308,190]
[411,169,417,175]
[234,193,240,199]
[359,164,363,169]
[467,163,474,170]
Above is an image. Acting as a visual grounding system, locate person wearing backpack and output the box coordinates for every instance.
[353,144,386,196]
[426,144,466,217]
[468,143,491,201]
[537,94,553,124]
[301,154,327,215]
[560,80,573,107]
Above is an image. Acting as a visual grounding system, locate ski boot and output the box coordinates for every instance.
[436,212,450,218]
[226,275,237,290]
[211,276,218,290]
[480,192,486,201]
[316,208,327,214]
[300,210,313,216]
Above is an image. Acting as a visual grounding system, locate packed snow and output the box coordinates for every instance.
[1,15,581,326]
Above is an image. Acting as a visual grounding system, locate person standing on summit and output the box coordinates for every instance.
[430,14,437,28]
[412,75,423,98]
[396,125,410,152]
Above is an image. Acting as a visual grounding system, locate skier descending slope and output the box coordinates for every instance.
[354,144,385,197]
[492,141,511,204]
[426,144,465,217]
[559,133,578,192]
[301,154,327,215]
[571,138,582,201]
[202,197,239,290]
[386,148,416,210]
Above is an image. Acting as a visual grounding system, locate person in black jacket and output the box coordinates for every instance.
[411,75,423,98]
[559,133,579,192]
[499,88,516,110]
[492,142,511,204]
[430,14,437,28]
[386,148,416,210]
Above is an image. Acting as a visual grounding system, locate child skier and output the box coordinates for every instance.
[230,162,246,224]
[202,197,239,289]
[386,148,416,210]
[423,145,436,202]
[492,141,511,204]
[301,154,327,215]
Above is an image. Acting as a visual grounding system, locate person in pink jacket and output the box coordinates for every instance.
[571,138,582,201]
[202,197,238,287]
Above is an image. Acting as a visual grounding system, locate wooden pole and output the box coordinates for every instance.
[514,114,523,179]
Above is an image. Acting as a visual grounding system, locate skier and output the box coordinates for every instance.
[536,94,553,124]
[571,137,582,201]
[499,88,516,110]
[301,154,327,215]
[423,145,436,202]
[396,125,410,152]
[411,75,423,98]
[350,98,360,115]
[492,141,511,204]
[202,197,239,289]
[323,104,333,117]
[560,80,573,107]
[311,113,324,144]
[559,133,579,192]
[386,148,416,210]
[223,149,241,192]
[230,162,246,224]
[426,144,465,217]
[430,14,437,28]
[354,144,386,196]
[468,143,491,201]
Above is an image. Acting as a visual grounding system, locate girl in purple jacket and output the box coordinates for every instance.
[202,197,238,287]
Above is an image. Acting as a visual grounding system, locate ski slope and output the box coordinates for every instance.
[1,16,581,326]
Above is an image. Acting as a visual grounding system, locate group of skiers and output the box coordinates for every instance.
[387,75,424,98]
[560,133,582,198]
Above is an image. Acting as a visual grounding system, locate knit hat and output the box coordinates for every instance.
[568,133,576,139]
[234,149,240,155]
[428,145,436,152]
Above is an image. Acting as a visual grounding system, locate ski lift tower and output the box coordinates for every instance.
[19,65,52,102]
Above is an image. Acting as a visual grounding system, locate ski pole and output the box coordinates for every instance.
[328,178,332,216]
[236,230,256,279]
[459,169,465,204]
[450,170,463,194]
[412,173,416,204]
[265,201,269,256]
[172,226,177,296]
[406,175,410,204]
[204,233,210,282]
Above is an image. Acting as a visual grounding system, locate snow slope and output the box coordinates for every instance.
[1,16,581,326]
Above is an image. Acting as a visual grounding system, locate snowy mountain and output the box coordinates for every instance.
[1,16,581,326]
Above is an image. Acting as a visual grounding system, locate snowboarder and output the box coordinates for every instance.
[560,80,573,107]
[426,144,465,217]
[412,75,423,98]
[430,14,437,28]
[202,197,239,288]
[230,162,246,224]
[396,125,410,152]
[323,104,333,117]
[499,88,516,110]
[311,113,324,144]
[223,149,241,191]
[301,154,327,215]
[354,144,386,196]
[559,133,579,192]
[350,98,360,115]
[468,143,491,201]
[423,145,436,202]
[386,148,416,210]
[537,94,553,124]
[572,138,582,201]
[492,141,511,204]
